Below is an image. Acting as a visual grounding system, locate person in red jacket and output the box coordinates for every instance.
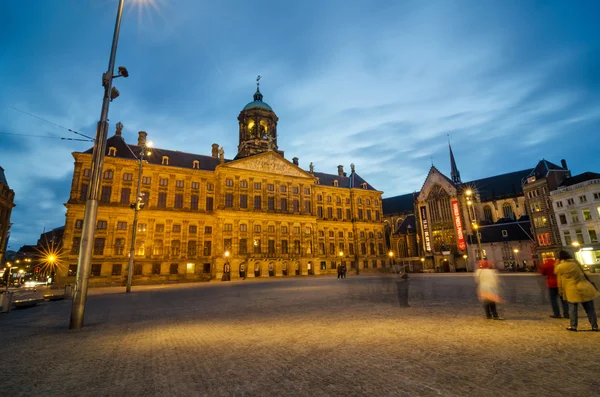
[540,257,569,318]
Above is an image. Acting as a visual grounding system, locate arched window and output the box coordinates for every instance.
[483,205,493,222]
[502,203,514,219]
[162,156,169,165]
[333,180,338,187]
[108,147,117,156]
[192,160,199,169]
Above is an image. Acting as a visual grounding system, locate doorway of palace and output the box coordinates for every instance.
[239,262,246,279]
[268,262,275,277]
[307,261,314,275]
[282,262,288,276]
[254,262,261,277]
[295,262,300,276]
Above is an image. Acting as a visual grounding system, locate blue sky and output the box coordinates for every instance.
[1,0,600,248]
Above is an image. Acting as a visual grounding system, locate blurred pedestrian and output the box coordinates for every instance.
[539,257,569,319]
[342,264,347,279]
[474,258,503,320]
[554,250,599,332]
[337,264,342,279]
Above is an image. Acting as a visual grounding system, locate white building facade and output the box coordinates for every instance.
[550,172,600,271]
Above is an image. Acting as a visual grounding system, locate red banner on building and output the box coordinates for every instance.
[451,199,467,251]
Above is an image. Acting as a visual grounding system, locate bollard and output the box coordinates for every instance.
[1,290,14,313]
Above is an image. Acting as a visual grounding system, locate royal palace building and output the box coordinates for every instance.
[60,86,387,285]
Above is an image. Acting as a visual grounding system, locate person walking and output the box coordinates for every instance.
[341,264,347,279]
[539,257,569,319]
[474,258,503,320]
[554,250,599,332]
[337,264,342,279]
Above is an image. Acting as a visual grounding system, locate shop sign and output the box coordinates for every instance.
[420,206,432,252]
[451,199,467,251]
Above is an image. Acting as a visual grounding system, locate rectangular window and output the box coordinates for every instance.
[294,226,301,234]
[319,242,325,255]
[156,224,165,232]
[594,192,600,200]
[143,191,150,206]
[93,238,105,255]
[567,198,575,205]
[240,224,247,232]
[556,201,563,208]
[203,263,211,273]
[120,188,131,204]
[583,209,592,221]
[101,186,112,203]
[103,170,113,180]
[240,180,248,188]
[575,229,584,244]
[327,208,333,219]
[142,176,151,185]
[254,239,262,254]
[268,239,275,254]
[191,195,199,210]
[152,263,161,275]
[188,241,197,256]
[361,243,367,255]
[91,264,102,277]
[304,188,310,195]
[224,238,232,251]
[158,192,167,208]
[268,225,275,233]
[83,168,91,177]
[170,264,179,275]
[172,224,181,233]
[282,226,288,234]
[579,195,588,203]
[375,211,380,221]
[71,237,81,254]
[280,198,287,211]
[254,196,262,210]
[134,264,142,275]
[153,240,164,256]
[378,243,384,255]
[159,178,168,186]
[97,220,107,230]
[224,223,233,232]
[318,206,323,218]
[358,209,363,220]
[254,224,261,233]
[367,210,372,221]
[226,178,233,187]
[176,180,184,188]
[137,223,147,232]
[239,239,248,254]
[225,193,234,208]
[117,221,127,230]
[191,182,200,190]
[174,194,183,209]
[336,208,342,219]
[292,186,299,194]
[203,241,212,256]
[268,196,275,210]
[206,196,214,211]
[240,194,248,209]
[294,240,301,254]
[570,211,579,223]
[346,209,351,220]
[68,264,78,276]
[559,214,567,225]
[205,226,212,234]
[349,243,354,255]
[254,182,262,190]
[280,185,287,192]
[112,264,122,276]
[207,183,214,191]
[281,240,288,254]
[75,219,83,229]
[189,225,197,234]
[563,231,572,246]
[329,243,335,255]
[588,229,598,244]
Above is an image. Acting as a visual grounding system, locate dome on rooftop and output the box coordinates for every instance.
[242,88,273,112]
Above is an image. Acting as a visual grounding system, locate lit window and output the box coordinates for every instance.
[162,156,169,165]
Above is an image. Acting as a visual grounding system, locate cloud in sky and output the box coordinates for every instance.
[1,0,600,247]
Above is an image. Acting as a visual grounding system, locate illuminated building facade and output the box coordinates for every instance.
[60,86,387,285]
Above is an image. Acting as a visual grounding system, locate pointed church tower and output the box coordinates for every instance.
[449,141,461,184]
[235,76,279,159]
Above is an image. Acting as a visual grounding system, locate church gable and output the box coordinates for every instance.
[417,166,457,202]
[223,152,313,179]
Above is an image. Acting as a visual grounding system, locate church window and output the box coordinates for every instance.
[192,160,199,169]
[502,203,514,219]
[162,156,169,165]
[483,206,493,222]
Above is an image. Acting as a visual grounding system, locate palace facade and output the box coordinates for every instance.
[60,86,387,285]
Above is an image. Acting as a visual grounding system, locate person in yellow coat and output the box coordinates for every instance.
[554,250,599,332]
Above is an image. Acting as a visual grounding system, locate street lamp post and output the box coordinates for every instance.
[4,263,12,290]
[465,189,483,263]
[388,251,394,271]
[126,141,152,293]
[70,0,128,330]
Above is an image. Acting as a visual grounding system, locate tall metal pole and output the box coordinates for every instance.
[126,149,145,292]
[70,0,125,330]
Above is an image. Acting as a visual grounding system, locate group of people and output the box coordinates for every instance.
[474,250,599,331]
[337,264,347,279]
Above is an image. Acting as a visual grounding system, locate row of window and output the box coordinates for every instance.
[563,228,599,245]
[557,206,600,225]
[68,262,211,277]
[556,193,600,208]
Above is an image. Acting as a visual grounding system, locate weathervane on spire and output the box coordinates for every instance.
[256,75,261,90]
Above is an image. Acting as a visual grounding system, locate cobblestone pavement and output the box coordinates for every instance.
[1,274,599,397]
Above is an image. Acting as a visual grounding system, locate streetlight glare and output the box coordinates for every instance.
[572,241,581,247]
[465,189,473,196]
[146,141,153,148]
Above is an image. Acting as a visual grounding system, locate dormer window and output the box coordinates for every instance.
[162,156,169,165]
[361,182,367,189]
[333,180,339,187]
[108,147,117,156]
[192,160,199,169]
